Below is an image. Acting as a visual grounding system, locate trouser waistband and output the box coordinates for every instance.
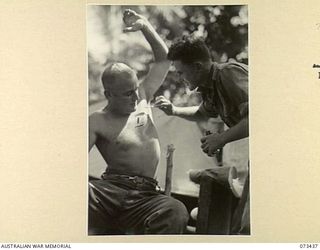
[101,171,158,187]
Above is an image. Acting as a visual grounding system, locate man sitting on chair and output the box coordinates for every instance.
[88,9,189,235]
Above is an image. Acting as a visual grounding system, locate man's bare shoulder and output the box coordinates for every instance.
[89,109,107,119]
[89,109,110,130]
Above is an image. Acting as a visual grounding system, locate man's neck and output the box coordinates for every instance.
[104,105,131,118]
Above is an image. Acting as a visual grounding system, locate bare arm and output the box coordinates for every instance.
[220,116,248,144]
[156,96,248,136]
[154,95,207,122]
[171,106,206,122]
[123,10,170,101]
[201,117,248,156]
[89,114,98,152]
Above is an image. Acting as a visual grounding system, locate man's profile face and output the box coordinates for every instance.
[106,76,139,115]
[173,61,200,90]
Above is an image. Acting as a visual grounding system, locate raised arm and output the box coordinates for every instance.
[123,9,170,101]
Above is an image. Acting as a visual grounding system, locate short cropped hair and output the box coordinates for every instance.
[167,36,211,63]
[101,62,136,90]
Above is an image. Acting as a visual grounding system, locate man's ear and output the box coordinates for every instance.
[194,62,203,72]
[104,90,111,98]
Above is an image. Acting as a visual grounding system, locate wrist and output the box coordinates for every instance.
[171,105,178,116]
[140,19,150,31]
[217,132,228,147]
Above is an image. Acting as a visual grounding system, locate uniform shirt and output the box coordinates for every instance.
[198,62,248,128]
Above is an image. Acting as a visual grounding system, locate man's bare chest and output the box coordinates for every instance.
[98,111,157,145]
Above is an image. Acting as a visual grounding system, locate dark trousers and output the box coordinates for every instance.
[88,174,189,235]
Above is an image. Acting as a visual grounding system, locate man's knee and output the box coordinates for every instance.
[165,197,189,226]
[144,196,189,234]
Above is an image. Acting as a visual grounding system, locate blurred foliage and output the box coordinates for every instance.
[88,5,248,105]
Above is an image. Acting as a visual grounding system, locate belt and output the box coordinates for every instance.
[101,172,159,187]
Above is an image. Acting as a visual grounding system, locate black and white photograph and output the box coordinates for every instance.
[2,0,320,245]
[87,5,249,235]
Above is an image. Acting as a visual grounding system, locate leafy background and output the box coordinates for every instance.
[87,5,248,106]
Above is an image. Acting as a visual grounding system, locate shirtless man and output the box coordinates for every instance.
[88,9,188,235]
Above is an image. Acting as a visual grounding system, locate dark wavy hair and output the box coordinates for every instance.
[167,35,211,63]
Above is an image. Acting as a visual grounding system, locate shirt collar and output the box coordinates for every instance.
[198,63,217,91]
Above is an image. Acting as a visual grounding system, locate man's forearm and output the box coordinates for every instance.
[220,117,249,145]
[173,106,206,122]
[141,22,168,61]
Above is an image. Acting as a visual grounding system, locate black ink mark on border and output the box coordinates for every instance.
[312,64,320,79]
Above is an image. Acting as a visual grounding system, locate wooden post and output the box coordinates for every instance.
[164,144,175,196]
